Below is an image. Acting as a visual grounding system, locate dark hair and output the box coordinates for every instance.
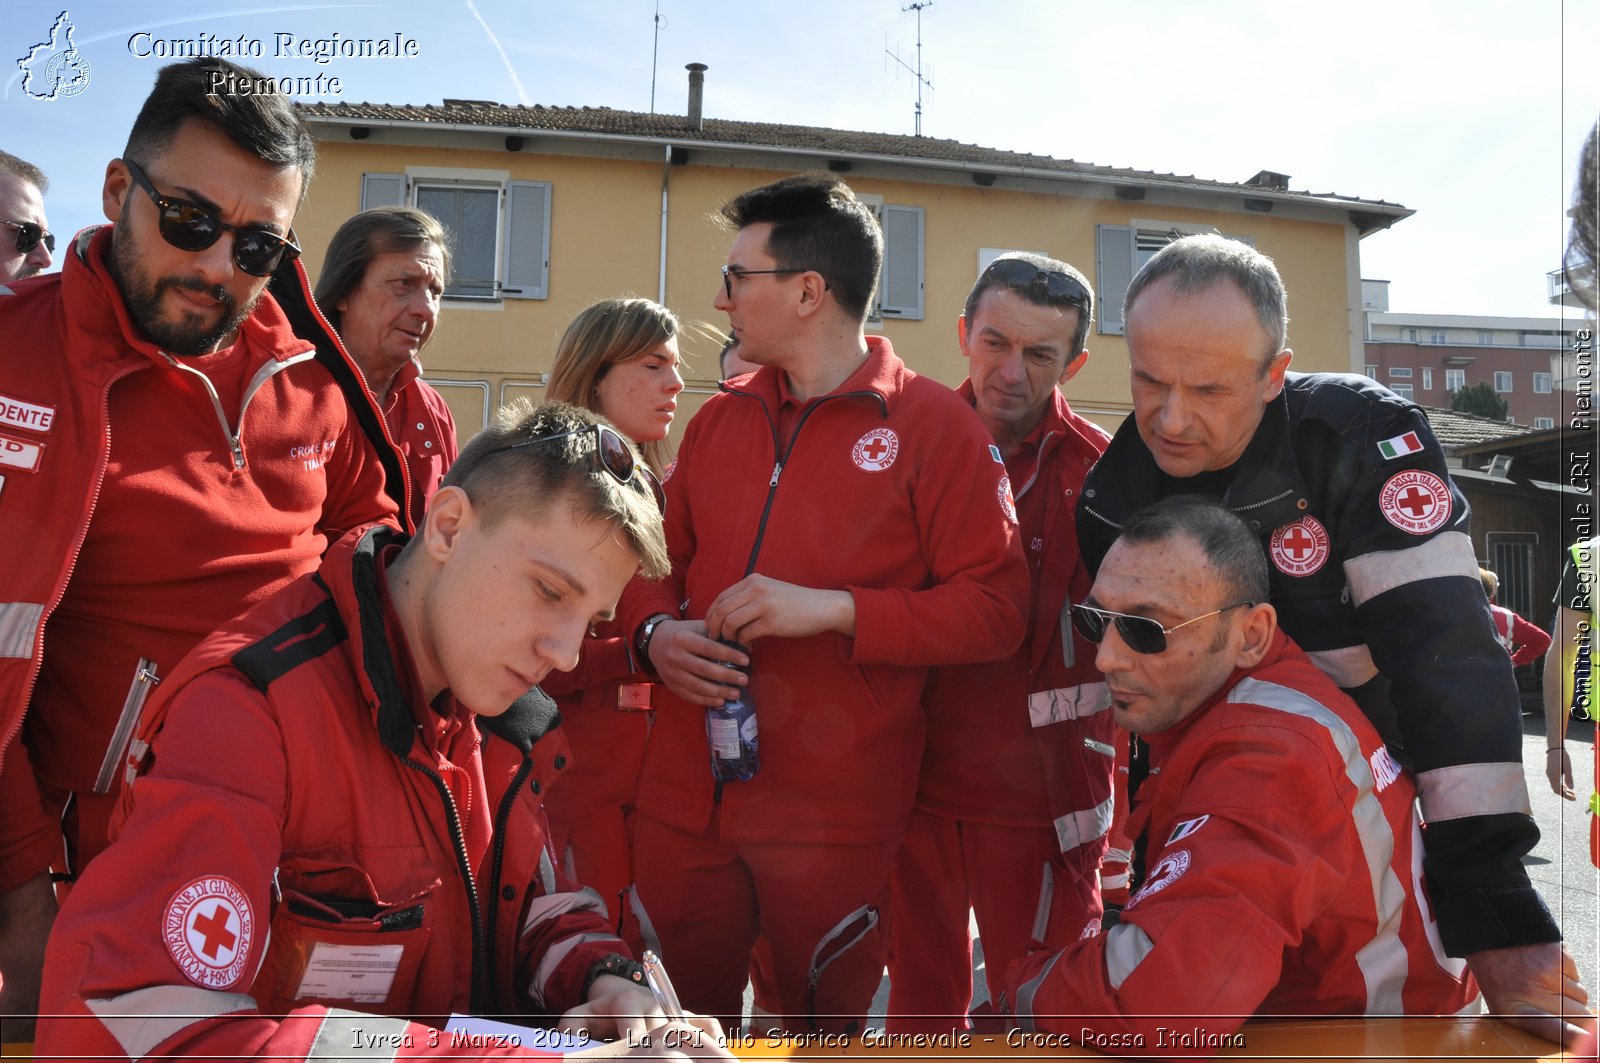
[720,173,882,321]
[0,150,48,194]
[439,399,669,580]
[1123,234,1289,369]
[123,58,316,201]
[964,252,1094,356]
[316,207,452,331]
[1566,122,1598,310]
[1116,495,1269,605]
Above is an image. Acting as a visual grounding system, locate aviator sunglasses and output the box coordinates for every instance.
[982,258,1091,309]
[122,158,301,277]
[1071,601,1252,655]
[2,219,54,257]
[483,423,666,512]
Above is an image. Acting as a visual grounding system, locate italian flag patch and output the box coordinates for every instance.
[1378,431,1424,460]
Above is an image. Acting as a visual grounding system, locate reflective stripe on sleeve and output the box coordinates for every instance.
[1305,645,1379,689]
[86,984,257,1060]
[1104,922,1156,989]
[309,1009,408,1060]
[520,887,609,938]
[1010,950,1062,1032]
[537,847,557,896]
[1416,762,1532,823]
[528,931,620,1008]
[1028,682,1110,728]
[1054,794,1114,854]
[0,601,44,658]
[1345,531,1477,606]
[1228,677,1409,1013]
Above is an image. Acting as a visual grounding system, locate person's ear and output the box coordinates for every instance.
[957,314,971,358]
[1233,600,1278,669]
[794,270,830,318]
[102,159,131,224]
[1060,349,1089,385]
[1262,349,1293,401]
[422,485,473,561]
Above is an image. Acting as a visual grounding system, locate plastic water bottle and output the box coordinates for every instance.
[706,642,758,782]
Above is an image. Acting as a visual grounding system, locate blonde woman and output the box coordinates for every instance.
[541,298,684,938]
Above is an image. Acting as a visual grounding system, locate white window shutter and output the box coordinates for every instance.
[360,173,406,210]
[501,180,551,300]
[878,204,924,320]
[1096,224,1135,335]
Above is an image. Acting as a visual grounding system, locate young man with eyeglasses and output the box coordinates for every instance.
[618,173,1029,1034]
[1007,495,1479,1045]
[0,150,53,282]
[884,254,1115,1033]
[0,58,401,1037]
[1076,234,1593,1048]
[37,400,733,1062]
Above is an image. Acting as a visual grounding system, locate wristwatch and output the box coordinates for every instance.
[635,613,674,672]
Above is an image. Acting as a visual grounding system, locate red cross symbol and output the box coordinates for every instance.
[861,436,890,462]
[191,904,237,960]
[1280,525,1315,560]
[1396,486,1434,518]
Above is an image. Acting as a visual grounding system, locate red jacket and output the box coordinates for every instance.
[623,337,1029,844]
[1489,604,1551,668]
[382,359,459,530]
[0,226,402,886]
[37,526,627,1061]
[1007,633,1478,1054]
[917,386,1115,867]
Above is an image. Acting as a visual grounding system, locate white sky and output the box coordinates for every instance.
[3,0,1595,320]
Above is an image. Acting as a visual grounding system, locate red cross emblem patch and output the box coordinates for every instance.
[1378,469,1451,535]
[851,428,899,472]
[163,876,254,989]
[1269,515,1330,577]
[997,474,1018,523]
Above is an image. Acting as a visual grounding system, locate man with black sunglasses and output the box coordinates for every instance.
[1007,495,1480,1042]
[1077,234,1592,1046]
[0,58,401,1036]
[886,253,1116,1033]
[0,150,53,282]
[618,173,1029,1035]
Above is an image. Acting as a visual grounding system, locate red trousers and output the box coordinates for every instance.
[633,812,897,1035]
[886,807,1101,1033]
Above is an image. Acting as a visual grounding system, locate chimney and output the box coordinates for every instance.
[686,63,707,131]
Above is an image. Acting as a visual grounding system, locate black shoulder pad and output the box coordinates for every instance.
[231,596,349,692]
[1285,372,1420,449]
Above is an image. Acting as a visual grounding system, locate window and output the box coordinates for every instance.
[1478,330,1494,345]
[1494,371,1513,393]
[360,171,550,301]
[1388,366,1413,378]
[1365,364,1379,380]
[1430,330,1448,344]
[1446,368,1466,391]
[1422,368,1434,390]
[876,204,925,320]
[1392,383,1414,400]
[1406,328,1419,342]
[1534,372,1552,393]
[1094,223,1251,334]
[1535,417,1555,429]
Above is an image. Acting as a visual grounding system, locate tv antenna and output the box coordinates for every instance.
[885,2,935,136]
[649,0,667,113]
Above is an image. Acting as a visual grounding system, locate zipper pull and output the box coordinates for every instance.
[230,437,245,470]
[769,462,782,488]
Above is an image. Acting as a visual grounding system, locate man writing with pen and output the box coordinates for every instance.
[35,400,733,1062]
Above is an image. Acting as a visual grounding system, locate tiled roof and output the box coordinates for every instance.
[1421,406,1537,450]
[299,100,1408,212]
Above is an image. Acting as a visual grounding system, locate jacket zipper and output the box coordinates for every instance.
[92,657,159,794]
[158,348,316,470]
[7,360,147,765]
[728,388,887,578]
[484,755,535,1012]
[398,754,489,1013]
[804,902,879,1030]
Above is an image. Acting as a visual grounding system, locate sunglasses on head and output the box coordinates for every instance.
[482,423,666,512]
[1071,601,1252,655]
[122,158,300,278]
[2,219,54,257]
[983,259,1091,309]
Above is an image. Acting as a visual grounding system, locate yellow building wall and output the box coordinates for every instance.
[304,138,1356,447]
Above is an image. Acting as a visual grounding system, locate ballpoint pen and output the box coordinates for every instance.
[641,950,684,1023]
